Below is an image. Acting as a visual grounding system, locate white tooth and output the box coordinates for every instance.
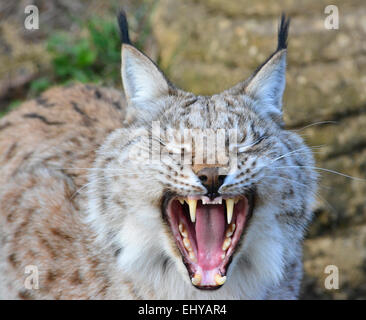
[189,251,197,262]
[202,197,207,205]
[179,198,184,205]
[225,230,233,238]
[183,238,192,251]
[222,237,231,251]
[187,199,197,222]
[226,199,234,224]
[225,223,236,238]
[214,274,227,286]
[191,273,201,286]
[179,223,188,237]
[216,197,222,204]
[221,253,226,260]
[234,198,240,204]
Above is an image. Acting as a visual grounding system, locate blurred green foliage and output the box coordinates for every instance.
[41,16,122,92]
[1,1,156,117]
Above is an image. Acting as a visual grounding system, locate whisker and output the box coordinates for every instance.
[291,121,338,132]
[269,145,325,164]
[272,165,366,182]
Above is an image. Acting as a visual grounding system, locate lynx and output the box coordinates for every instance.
[0,13,316,299]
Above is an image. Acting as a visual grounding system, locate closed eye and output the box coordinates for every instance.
[237,135,267,153]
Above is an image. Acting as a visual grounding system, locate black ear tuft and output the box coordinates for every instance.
[117,10,131,45]
[277,14,290,51]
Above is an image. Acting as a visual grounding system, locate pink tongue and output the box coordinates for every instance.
[195,203,226,269]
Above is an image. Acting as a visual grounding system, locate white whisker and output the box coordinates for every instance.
[272,165,365,182]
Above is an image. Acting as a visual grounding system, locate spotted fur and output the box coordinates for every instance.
[0,14,316,299]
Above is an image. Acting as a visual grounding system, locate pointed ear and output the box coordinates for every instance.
[224,15,290,125]
[121,44,172,105]
[245,49,287,112]
[117,11,172,106]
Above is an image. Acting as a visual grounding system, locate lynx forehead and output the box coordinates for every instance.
[0,12,316,299]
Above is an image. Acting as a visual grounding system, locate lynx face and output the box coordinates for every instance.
[87,14,316,298]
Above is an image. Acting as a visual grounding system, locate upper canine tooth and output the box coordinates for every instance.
[191,273,201,286]
[226,199,234,224]
[214,274,227,286]
[187,199,197,222]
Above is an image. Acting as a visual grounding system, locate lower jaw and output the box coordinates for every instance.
[163,193,254,289]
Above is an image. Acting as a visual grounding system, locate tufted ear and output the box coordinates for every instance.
[118,11,173,106]
[225,15,290,125]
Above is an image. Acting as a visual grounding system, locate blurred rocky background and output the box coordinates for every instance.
[1,0,365,299]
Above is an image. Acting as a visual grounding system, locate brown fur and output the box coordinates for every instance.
[0,84,126,299]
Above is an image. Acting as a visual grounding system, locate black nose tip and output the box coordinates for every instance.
[197,167,226,200]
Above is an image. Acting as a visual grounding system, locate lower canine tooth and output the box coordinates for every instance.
[191,273,201,286]
[222,237,231,251]
[214,274,227,285]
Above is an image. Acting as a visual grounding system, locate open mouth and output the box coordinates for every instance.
[163,193,254,289]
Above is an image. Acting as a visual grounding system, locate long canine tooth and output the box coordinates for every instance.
[222,237,231,251]
[214,274,227,286]
[226,199,234,224]
[191,273,201,286]
[187,199,197,222]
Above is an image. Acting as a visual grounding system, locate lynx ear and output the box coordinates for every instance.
[245,49,287,112]
[226,15,290,125]
[121,45,171,105]
[118,11,171,106]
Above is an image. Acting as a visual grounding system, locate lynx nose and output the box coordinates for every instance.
[197,167,227,200]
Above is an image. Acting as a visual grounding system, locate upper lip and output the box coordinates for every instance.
[162,191,255,289]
